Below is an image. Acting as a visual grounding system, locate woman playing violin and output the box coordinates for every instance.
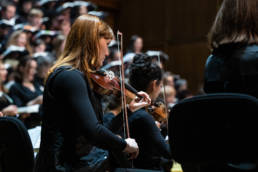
[34,14,151,172]
[128,53,172,171]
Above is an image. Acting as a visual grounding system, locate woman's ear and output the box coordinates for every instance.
[150,80,158,91]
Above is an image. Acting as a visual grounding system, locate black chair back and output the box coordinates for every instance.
[168,93,258,164]
[0,117,34,172]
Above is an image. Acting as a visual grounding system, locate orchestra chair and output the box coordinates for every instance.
[0,116,34,172]
[168,93,258,172]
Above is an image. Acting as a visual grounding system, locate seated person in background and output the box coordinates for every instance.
[8,57,42,128]
[159,85,177,110]
[5,30,32,54]
[125,35,143,55]
[128,53,172,171]
[0,60,18,116]
[0,1,17,22]
[34,55,53,88]
[27,8,43,30]
[163,71,175,88]
[197,0,258,172]
[9,57,42,107]
[204,0,258,99]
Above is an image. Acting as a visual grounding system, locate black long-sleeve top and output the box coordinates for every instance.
[128,108,171,170]
[34,66,127,172]
[8,81,43,107]
[204,43,258,98]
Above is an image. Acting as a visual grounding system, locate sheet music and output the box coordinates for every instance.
[28,126,41,157]
[18,104,40,114]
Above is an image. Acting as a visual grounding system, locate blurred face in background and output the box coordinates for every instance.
[79,6,88,15]
[34,43,46,53]
[3,5,16,20]
[60,20,71,36]
[0,26,12,37]
[22,1,33,14]
[165,75,174,87]
[0,63,7,82]
[23,60,37,82]
[29,15,42,28]
[134,37,143,53]
[16,32,27,47]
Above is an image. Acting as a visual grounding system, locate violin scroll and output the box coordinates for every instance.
[89,70,142,103]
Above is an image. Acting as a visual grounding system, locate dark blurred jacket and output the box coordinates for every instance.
[204,43,258,98]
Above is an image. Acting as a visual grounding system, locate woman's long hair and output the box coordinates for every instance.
[48,14,113,81]
[208,0,258,50]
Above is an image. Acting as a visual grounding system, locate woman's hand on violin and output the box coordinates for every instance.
[128,91,151,112]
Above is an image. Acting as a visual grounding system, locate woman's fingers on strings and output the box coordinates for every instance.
[137,91,151,104]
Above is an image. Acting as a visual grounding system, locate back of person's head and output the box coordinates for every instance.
[129,53,162,92]
[36,55,53,79]
[174,78,187,92]
[208,0,258,49]
[49,14,114,77]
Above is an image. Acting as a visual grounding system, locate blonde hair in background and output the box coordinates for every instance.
[6,30,33,54]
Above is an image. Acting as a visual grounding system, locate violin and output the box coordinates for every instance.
[90,70,167,123]
[147,100,167,123]
[89,70,142,103]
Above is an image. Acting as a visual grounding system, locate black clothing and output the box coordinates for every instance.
[128,108,171,170]
[34,66,127,172]
[204,43,258,98]
[203,43,258,172]
[7,82,43,129]
[8,81,43,107]
[0,92,13,110]
[103,112,115,126]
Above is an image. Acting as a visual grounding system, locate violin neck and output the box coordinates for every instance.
[123,81,143,99]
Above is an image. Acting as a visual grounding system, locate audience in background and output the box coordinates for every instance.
[0,60,18,116]
[8,57,42,107]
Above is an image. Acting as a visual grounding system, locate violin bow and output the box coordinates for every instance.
[117,31,130,138]
[157,52,169,128]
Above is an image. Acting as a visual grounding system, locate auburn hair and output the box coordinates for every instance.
[48,14,113,81]
[208,0,258,50]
